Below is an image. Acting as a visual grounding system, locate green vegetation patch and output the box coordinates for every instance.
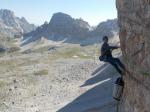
[34,69,49,76]
[33,46,50,53]
[8,46,20,53]
[142,72,150,76]
[49,45,96,60]
[0,80,7,87]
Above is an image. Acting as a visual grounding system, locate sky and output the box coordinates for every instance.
[0,0,117,26]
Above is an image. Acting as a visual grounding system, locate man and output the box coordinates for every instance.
[99,36,125,75]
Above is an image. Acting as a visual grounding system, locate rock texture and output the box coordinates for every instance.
[0,9,36,37]
[116,0,150,111]
[23,12,118,46]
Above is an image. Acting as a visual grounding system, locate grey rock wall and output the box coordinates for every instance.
[116,0,150,111]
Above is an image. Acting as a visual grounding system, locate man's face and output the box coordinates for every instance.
[104,38,108,43]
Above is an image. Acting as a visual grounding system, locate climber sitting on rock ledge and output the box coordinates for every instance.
[99,36,126,75]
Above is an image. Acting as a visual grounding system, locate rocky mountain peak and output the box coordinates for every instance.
[49,12,74,26]
[47,12,91,40]
[44,21,49,25]
[0,9,15,17]
[49,12,90,29]
[20,17,28,23]
[0,9,18,27]
[0,9,36,37]
[51,12,72,19]
[75,18,91,30]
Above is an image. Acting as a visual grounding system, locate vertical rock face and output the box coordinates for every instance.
[116,0,150,112]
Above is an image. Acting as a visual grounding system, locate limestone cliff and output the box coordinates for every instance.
[116,0,150,111]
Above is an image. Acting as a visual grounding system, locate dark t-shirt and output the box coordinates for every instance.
[101,42,118,58]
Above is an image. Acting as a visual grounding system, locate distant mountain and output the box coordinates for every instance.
[81,19,119,45]
[49,13,91,40]
[0,9,36,37]
[90,19,118,37]
[23,12,91,45]
[23,12,119,46]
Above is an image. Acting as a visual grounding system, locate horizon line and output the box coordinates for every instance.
[0,8,117,27]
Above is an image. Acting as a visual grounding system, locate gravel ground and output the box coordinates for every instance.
[0,41,121,112]
[0,55,99,112]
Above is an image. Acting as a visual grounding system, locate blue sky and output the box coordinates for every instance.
[0,0,117,26]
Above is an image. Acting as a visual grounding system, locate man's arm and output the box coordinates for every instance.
[108,45,119,50]
[101,43,119,56]
[105,44,119,50]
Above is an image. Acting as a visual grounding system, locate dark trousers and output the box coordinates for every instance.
[105,57,125,74]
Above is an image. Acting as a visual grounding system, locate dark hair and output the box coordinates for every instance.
[103,36,108,41]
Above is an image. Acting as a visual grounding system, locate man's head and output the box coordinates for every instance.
[103,36,108,43]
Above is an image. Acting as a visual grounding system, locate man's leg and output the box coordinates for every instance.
[114,58,126,71]
[107,57,123,74]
